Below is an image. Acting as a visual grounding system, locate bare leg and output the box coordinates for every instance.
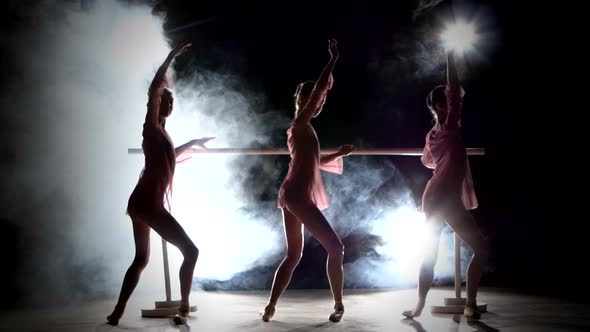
[446,205,489,318]
[107,219,151,325]
[286,200,345,322]
[403,221,443,318]
[147,210,199,316]
[262,209,304,322]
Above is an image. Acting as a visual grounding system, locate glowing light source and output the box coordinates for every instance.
[441,19,479,53]
[367,203,458,286]
[169,158,279,281]
[372,206,428,282]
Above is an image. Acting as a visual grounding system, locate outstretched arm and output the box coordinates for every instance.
[319,145,355,174]
[296,39,339,123]
[145,43,191,127]
[175,137,215,163]
[421,146,435,169]
[320,144,355,165]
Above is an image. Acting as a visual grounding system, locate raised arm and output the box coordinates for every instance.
[444,49,464,129]
[145,43,191,127]
[296,39,339,123]
[446,50,459,91]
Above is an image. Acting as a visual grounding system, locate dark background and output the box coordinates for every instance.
[1,0,585,306]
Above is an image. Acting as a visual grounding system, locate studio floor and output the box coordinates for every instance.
[1,288,588,332]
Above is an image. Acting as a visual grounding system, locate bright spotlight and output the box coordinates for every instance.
[441,19,479,53]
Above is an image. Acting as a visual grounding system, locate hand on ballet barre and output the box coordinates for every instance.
[191,137,215,149]
[338,144,356,157]
[170,42,192,58]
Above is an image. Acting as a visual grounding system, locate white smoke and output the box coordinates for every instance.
[413,0,447,21]
[164,70,287,283]
[2,0,475,305]
[2,0,174,303]
[320,157,461,288]
[1,0,284,304]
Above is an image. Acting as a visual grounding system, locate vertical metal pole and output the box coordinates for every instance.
[454,233,461,299]
[162,239,172,302]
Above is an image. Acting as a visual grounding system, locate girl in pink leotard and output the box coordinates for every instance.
[403,50,489,320]
[261,39,356,323]
[107,43,213,325]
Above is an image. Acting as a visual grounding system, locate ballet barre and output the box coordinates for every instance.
[128,146,486,318]
[127,147,486,156]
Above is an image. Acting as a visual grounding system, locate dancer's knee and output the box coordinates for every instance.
[327,241,345,258]
[419,256,437,283]
[422,247,439,271]
[133,254,150,270]
[284,251,303,267]
[182,243,199,262]
[421,259,436,274]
